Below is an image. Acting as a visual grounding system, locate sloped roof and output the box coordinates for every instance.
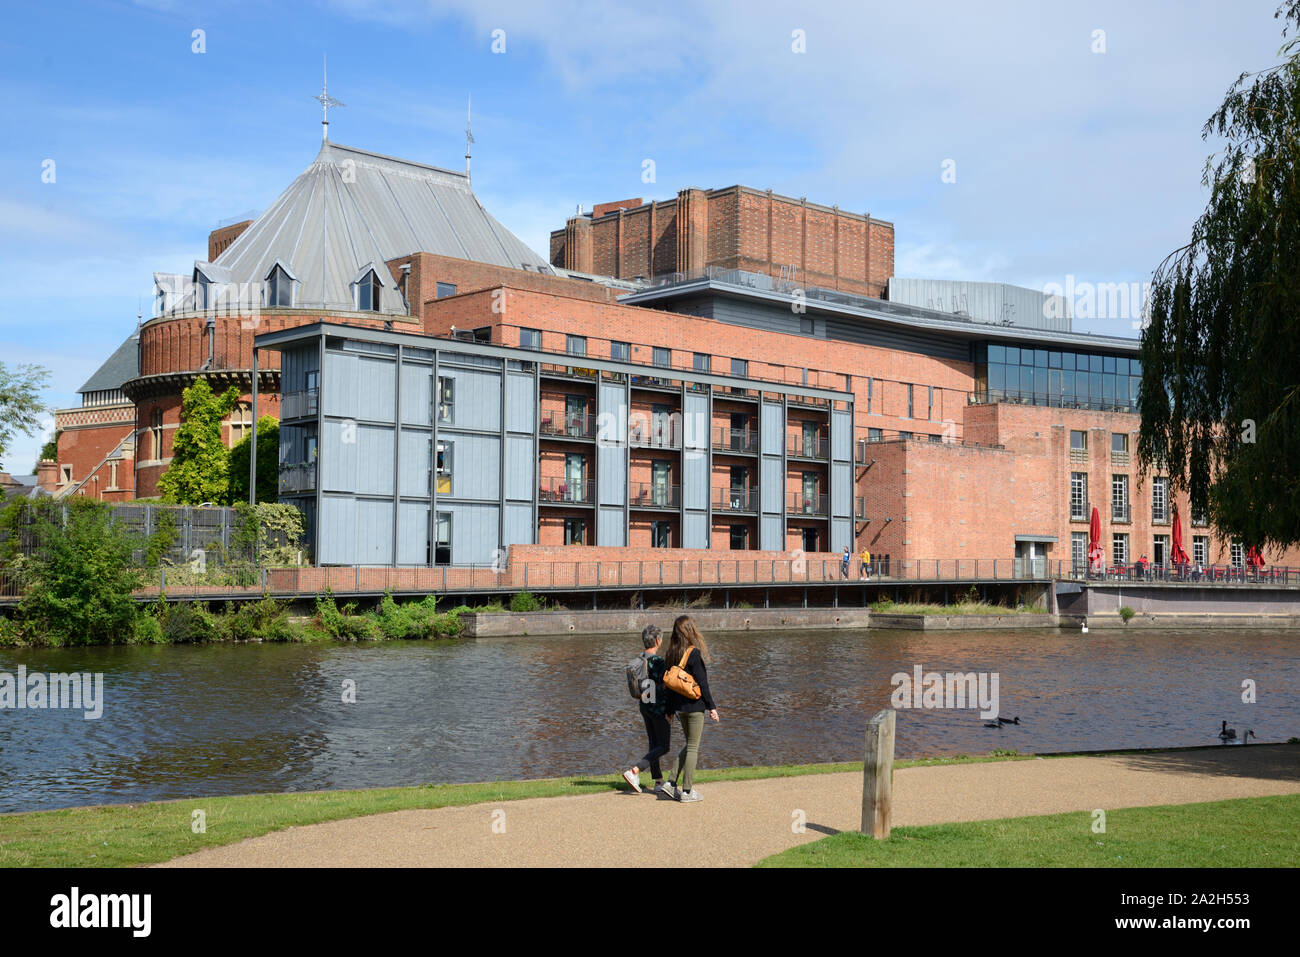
[78,331,140,394]
[208,141,551,315]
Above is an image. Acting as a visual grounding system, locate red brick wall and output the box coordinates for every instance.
[207,220,252,261]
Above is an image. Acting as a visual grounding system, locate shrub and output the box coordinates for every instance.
[132,613,165,645]
[0,615,21,647]
[313,592,379,641]
[223,596,297,642]
[1118,605,1136,623]
[509,591,544,612]
[160,602,219,644]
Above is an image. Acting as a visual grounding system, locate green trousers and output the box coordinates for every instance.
[667,711,705,791]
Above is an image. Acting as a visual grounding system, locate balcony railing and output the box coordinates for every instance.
[788,434,828,458]
[789,492,828,516]
[629,421,680,449]
[281,389,318,420]
[539,479,595,504]
[539,410,596,439]
[714,427,758,454]
[278,462,316,494]
[629,482,681,509]
[713,487,758,512]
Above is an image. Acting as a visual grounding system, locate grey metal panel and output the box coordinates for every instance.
[503,503,534,547]
[683,450,707,510]
[504,435,534,501]
[400,363,432,426]
[682,510,707,549]
[505,373,535,432]
[321,419,356,492]
[598,506,626,546]
[448,503,500,566]
[888,278,1071,333]
[831,410,852,462]
[760,458,783,513]
[820,314,968,361]
[831,517,852,553]
[598,444,626,506]
[399,430,431,498]
[439,366,501,431]
[397,500,429,564]
[832,462,852,518]
[760,514,783,551]
[208,141,549,318]
[354,425,395,496]
[355,499,394,565]
[356,356,396,422]
[683,391,708,450]
[280,344,316,395]
[322,351,355,418]
[445,433,500,499]
[760,402,784,455]
[598,381,626,439]
[318,494,356,565]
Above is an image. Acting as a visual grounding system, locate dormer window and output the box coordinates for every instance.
[355,268,381,311]
[266,264,295,307]
[196,274,213,310]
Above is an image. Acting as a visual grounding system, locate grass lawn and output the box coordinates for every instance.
[0,754,1025,868]
[872,601,1047,616]
[758,794,1300,867]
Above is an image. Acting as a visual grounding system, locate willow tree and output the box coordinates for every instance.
[1138,1,1300,551]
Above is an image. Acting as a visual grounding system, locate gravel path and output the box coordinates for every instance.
[160,746,1300,868]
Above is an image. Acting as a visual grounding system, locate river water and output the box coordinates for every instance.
[0,628,1296,814]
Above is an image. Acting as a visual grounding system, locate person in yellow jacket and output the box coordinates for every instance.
[860,548,871,578]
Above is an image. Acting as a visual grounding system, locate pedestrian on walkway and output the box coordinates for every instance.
[841,545,851,579]
[622,625,671,794]
[661,615,718,803]
[860,547,871,579]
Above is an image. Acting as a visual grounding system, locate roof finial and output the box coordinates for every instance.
[313,55,345,142]
[465,93,475,182]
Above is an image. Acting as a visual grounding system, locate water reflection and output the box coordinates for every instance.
[0,628,1296,813]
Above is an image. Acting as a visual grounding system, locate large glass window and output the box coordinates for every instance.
[1070,430,1087,451]
[611,340,629,362]
[652,346,671,368]
[1152,476,1169,523]
[1112,474,1129,522]
[520,328,541,350]
[566,335,587,357]
[1112,533,1129,565]
[437,376,454,424]
[1070,472,1088,520]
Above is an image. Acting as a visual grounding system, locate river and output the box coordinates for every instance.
[0,627,1295,813]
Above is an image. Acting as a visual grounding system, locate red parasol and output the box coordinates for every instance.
[1087,505,1104,572]
[1171,505,1190,566]
[1246,546,1265,569]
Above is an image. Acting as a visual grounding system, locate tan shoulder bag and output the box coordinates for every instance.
[663,647,702,700]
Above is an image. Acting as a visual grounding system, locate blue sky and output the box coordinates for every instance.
[0,0,1288,471]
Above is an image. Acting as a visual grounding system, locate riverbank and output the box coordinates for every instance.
[153,744,1300,868]
[4,745,1296,867]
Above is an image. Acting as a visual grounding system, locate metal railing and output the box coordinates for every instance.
[1072,562,1300,585]
[714,427,758,453]
[788,434,829,458]
[969,389,1139,414]
[538,479,595,504]
[629,421,680,449]
[789,492,828,516]
[539,409,596,439]
[629,482,681,508]
[278,462,316,494]
[713,487,758,512]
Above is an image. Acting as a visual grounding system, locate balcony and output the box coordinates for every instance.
[539,478,594,504]
[630,482,681,509]
[788,491,828,516]
[281,389,318,420]
[278,462,316,495]
[713,427,758,454]
[629,420,681,450]
[713,487,758,512]
[788,433,828,459]
[539,410,596,440]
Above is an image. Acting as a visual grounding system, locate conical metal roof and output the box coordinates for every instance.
[203,141,550,315]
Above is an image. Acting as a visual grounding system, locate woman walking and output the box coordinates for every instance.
[661,615,719,803]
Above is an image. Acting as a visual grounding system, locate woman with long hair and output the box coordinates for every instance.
[660,615,719,802]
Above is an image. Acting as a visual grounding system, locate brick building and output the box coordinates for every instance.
[550,187,894,297]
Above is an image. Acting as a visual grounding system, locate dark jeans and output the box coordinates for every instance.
[638,705,672,779]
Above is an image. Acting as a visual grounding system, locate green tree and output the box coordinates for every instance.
[3,499,143,645]
[229,415,280,504]
[33,435,58,474]
[157,379,240,505]
[0,361,50,471]
[1138,1,1300,551]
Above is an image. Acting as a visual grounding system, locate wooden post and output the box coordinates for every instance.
[861,708,896,839]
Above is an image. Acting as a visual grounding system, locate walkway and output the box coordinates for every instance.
[160,745,1300,867]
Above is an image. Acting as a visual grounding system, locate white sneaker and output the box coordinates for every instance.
[677,788,703,803]
[622,769,642,793]
[657,781,677,799]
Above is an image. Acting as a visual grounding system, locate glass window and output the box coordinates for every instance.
[566,335,587,357]
[906,384,914,418]
[611,340,629,362]
[1071,531,1087,570]
[651,521,671,548]
[799,317,814,334]
[988,344,1005,363]
[356,271,380,311]
[1070,430,1087,451]
[436,440,453,494]
[731,358,748,378]
[866,377,874,411]
[1034,349,1048,367]
[564,517,586,545]
[1193,536,1208,565]
[652,346,671,368]
[989,364,1005,392]
[1076,353,1090,371]
[1112,533,1129,565]
[267,265,293,307]
[927,385,935,420]
[520,328,541,350]
[1091,354,1104,373]
[435,282,458,299]
[1112,474,1129,521]
[1005,347,1020,365]
[1152,476,1169,523]
[693,353,710,372]
[1103,355,1116,374]
[1021,348,1034,366]
[1111,433,1128,453]
[1230,540,1243,567]
[729,525,748,550]
[1070,472,1088,520]
[867,428,882,441]
[1048,351,1062,368]
[437,376,454,424]
[1130,359,1142,377]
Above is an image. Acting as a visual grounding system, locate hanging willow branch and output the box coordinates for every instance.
[1137,1,1300,551]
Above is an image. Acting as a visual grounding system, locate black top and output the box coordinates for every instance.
[665,646,716,715]
[640,654,669,717]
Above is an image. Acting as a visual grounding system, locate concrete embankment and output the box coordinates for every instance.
[461,606,871,637]
[869,613,1056,631]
